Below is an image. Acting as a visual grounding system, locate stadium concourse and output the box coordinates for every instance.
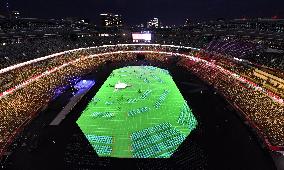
[0,44,283,169]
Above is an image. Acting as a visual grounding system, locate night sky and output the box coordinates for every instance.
[6,0,284,25]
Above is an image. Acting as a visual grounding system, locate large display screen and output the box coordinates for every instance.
[132,33,152,41]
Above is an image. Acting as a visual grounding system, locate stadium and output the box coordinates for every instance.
[1,0,284,168]
[0,40,283,169]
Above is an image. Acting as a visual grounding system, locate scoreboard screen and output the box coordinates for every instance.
[132,32,152,41]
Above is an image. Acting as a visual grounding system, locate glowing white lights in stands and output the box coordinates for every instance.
[3,44,281,104]
[0,47,282,105]
[99,34,110,37]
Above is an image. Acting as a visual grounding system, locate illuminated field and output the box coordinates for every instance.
[76,66,197,158]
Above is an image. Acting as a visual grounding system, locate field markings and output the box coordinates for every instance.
[76,66,197,158]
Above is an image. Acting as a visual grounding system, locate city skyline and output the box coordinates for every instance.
[3,0,284,25]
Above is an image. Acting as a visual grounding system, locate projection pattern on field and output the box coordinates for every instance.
[77,66,197,158]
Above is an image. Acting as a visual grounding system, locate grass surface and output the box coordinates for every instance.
[76,66,197,158]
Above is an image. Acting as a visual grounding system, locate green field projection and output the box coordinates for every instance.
[76,66,197,158]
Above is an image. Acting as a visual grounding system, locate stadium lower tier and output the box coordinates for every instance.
[2,60,276,169]
[177,58,284,148]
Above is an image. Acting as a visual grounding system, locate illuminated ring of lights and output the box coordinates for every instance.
[0,44,282,105]
[0,44,283,153]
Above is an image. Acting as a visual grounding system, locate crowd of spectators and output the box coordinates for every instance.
[0,45,188,93]
[177,58,284,147]
[0,37,101,69]
[250,52,284,71]
[0,35,134,69]
[197,52,284,98]
[204,39,263,58]
[0,44,283,158]
[0,45,188,156]
[0,52,132,156]
[203,39,284,71]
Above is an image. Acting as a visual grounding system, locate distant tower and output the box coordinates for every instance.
[0,0,10,17]
[5,0,9,10]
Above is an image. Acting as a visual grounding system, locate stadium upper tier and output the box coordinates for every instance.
[0,44,283,158]
[203,39,284,71]
[0,44,198,93]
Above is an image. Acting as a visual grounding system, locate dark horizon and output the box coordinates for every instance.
[3,0,284,25]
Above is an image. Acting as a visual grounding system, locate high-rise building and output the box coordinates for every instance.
[100,13,123,27]
[147,18,160,28]
[11,11,20,19]
[184,19,191,26]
